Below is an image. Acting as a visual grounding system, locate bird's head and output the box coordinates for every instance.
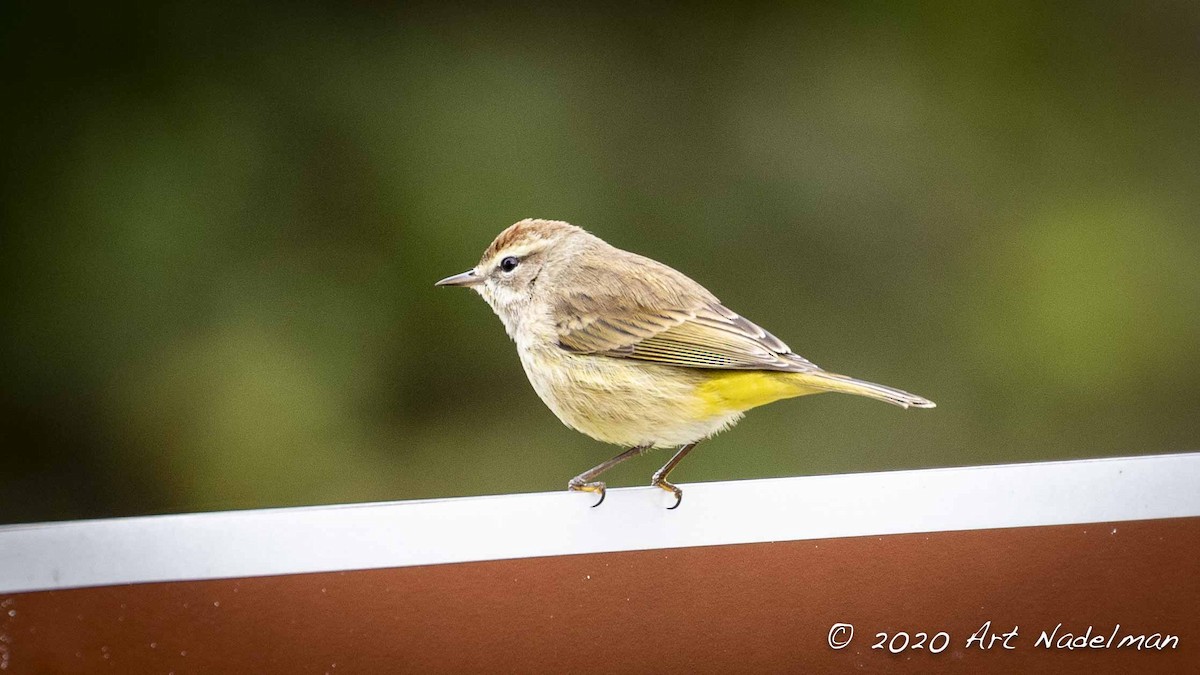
[436,218,591,334]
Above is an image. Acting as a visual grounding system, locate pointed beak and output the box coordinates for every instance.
[435,269,482,288]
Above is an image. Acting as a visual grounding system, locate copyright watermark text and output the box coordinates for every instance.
[828,620,1180,653]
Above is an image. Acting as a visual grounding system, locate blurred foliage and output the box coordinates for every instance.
[2,2,1198,524]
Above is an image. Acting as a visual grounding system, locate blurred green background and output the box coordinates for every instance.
[2,2,1198,524]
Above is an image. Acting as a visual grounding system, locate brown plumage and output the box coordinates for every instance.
[438,218,935,508]
[552,250,819,372]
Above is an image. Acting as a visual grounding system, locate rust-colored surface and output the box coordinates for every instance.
[2,518,1198,673]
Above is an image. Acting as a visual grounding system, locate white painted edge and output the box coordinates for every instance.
[1,452,1198,594]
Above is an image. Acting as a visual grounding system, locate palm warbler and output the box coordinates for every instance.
[437,219,934,508]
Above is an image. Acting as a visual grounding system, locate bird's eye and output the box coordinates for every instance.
[499,256,520,273]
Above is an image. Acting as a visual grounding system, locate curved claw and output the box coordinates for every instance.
[568,480,607,508]
[652,479,683,510]
[666,491,682,510]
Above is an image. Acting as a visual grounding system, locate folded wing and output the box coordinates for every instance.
[553,253,818,373]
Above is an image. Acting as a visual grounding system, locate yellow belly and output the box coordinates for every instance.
[519,346,819,448]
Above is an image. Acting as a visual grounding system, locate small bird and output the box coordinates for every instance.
[437,219,934,508]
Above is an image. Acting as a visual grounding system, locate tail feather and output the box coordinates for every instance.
[793,371,936,409]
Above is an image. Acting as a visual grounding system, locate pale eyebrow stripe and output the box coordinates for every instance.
[481,242,545,268]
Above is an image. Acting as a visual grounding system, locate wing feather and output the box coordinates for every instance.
[553,252,816,373]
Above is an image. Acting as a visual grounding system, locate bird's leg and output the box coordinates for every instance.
[568,444,651,507]
[651,442,700,510]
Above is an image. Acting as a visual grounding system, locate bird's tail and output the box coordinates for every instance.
[790,371,936,409]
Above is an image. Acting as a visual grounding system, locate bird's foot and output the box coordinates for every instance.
[568,478,607,507]
[651,475,683,510]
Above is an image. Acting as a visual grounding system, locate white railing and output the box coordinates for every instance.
[1,452,1198,594]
